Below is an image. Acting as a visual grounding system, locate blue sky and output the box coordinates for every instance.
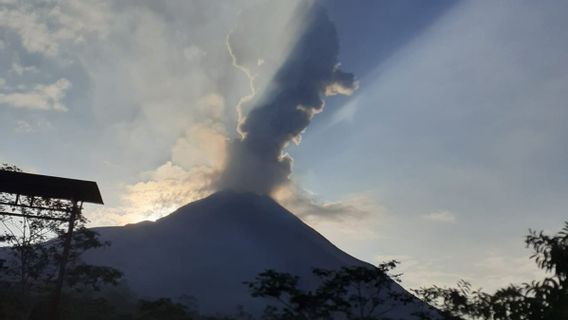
[1,0,567,291]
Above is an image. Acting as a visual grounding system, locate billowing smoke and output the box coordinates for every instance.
[219,2,357,195]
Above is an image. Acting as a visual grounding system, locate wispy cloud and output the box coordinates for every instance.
[0,1,110,57]
[421,210,456,223]
[274,183,373,221]
[86,161,218,226]
[0,78,71,111]
[14,118,53,133]
[375,250,545,293]
[11,62,38,76]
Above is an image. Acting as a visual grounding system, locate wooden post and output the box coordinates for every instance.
[48,199,79,320]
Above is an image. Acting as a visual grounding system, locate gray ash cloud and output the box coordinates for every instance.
[219,2,357,195]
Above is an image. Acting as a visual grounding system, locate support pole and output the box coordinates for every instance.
[48,199,79,320]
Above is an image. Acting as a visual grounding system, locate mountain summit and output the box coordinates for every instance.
[85,191,434,317]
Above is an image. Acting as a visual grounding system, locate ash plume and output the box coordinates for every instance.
[219,2,357,195]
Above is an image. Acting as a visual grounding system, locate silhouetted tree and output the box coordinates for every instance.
[246,260,414,319]
[134,298,194,320]
[0,164,123,319]
[413,222,568,320]
[0,164,66,295]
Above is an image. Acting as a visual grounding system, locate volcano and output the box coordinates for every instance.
[85,191,436,317]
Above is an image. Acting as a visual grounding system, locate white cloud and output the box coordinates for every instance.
[183,45,206,61]
[374,252,544,293]
[171,123,228,170]
[11,62,38,75]
[14,120,32,133]
[49,0,111,41]
[85,91,230,226]
[0,8,58,56]
[0,78,71,111]
[0,0,111,56]
[473,252,545,290]
[374,255,464,290]
[14,118,53,133]
[86,161,217,226]
[421,210,456,223]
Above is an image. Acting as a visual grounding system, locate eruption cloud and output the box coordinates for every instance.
[219,3,357,195]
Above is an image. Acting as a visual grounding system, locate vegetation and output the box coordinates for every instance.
[245,221,568,320]
[413,222,568,320]
[245,260,418,319]
[0,164,123,319]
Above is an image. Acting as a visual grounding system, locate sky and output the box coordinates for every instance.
[1,0,567,292]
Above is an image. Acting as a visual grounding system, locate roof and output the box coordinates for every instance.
[0,170,104,204]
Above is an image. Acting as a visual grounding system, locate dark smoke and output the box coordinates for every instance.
[219,2,357,195]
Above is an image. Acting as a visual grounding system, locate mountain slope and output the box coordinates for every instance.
[85,191,435,317]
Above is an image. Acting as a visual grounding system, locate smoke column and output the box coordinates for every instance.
[219,2,357,195]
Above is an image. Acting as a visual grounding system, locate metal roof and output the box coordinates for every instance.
[0,170,104,204]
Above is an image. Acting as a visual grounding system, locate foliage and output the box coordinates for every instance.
[54,226,124,291]
[246,260,414,319]
[0,164,67,293]
[413,222,568,320]
[132,298,195,320]
[0,163,123,316]
[526,222,568,285]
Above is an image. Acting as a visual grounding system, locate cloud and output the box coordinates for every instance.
[14,120,33,133]
[11,62,38,75]
[86,96,229,226]
[86,162,217,226]
[472,252,546,290]
[123,163,216,218]
[171,124,228,170]
[183,45,206,61]
[0,0,110,56]
[0,7,58,56]
[421,210,456,223]
[0,78,71,111]
[274,183,371,221]
[14,118,53,133]
[73,2,251,169]
[375,250,545,293]
[280,188,391,261]
[374,255,465,290]
[0,1,363,230]
[219,2,357,195]
[87,119,227,225]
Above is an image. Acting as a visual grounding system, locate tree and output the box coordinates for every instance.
[246,260,415,319]
[134,298,195,320]
[413,222,568,320]
[54,226,123,291]
[0,164,67,294]
[0,164,123,318]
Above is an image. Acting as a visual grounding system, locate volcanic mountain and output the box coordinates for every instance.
[84,191,436,317]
